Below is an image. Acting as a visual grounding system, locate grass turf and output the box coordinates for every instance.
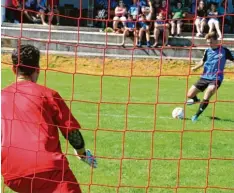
[1,58,234,193]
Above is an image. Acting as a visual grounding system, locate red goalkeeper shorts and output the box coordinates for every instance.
[4,169,82,193]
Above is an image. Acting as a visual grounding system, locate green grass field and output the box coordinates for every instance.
[1,67,234,193]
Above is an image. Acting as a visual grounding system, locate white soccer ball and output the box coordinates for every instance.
[172,107,184,119]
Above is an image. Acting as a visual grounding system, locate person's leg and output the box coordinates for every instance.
[23,10,34,22]
[134,29,139,46]
[39,9,48,25]
[56,169,82,193]
[48,11,54,25]
[138,28,144,47]
[192,81,220,121]
[187,85,202,104]
[145,26,151,47]
[195,19,201,36]
[208,20,214,33]
[164,28,169,45]
[54,7,60,25]
[120,16,127,27]
[187,78,208,105]
[5,170,81,193]
[14,7,22,23]
[214,20,222,39]
[153,27,160,47]
[5,176,33,193]
[201,20,206,35]
[177,20,182,36]
[113,16,119,30]
[121,29,129,46]
[170,20,176,36]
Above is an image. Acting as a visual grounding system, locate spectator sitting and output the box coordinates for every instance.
[141,0,153,21]
[95,9,107,30]
[191,0,197,14]
[218,0,232,33]
[121,14,138,46]
[153,12,170,47]
[47,0,60,25]
[207,3,222,39]
[136,0,153,47]
[137,14,151,47]
[156,0,169,19]
[36,0,49,25]
[128,0,143,20]
[170,1,186,37]
[206,0,222,7]
[154,0,161,12]
[113,0,127,32]
[95,0,118,20]
[11,0,37,23]
[195,0,207,37]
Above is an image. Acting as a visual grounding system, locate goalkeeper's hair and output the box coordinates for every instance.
[205,32,218,40]
[12,44,40,76]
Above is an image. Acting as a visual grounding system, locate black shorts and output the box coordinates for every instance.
[194,78,222,92]
[129,31,134,36]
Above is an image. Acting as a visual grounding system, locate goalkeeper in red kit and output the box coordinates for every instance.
[1,45,97,193]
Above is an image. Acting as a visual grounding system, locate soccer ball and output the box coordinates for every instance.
[172,107,184,119]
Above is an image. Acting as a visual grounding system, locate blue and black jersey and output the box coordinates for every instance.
[201,46,234,81]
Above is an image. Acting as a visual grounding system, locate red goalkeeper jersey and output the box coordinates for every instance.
[1,81,80,181]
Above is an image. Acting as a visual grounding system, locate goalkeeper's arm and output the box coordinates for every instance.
[50,91,97,167]
[67,129,86,155]
[65,129,97,168]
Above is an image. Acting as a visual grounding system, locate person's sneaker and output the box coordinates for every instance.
[14,20,20,24]
[186,98,200,105]
[137,42,142,47]
[153,42,158,47]
[196,33,200,37]
[146,41,151,47]
[191,115,198,122]
[199,33,204,37]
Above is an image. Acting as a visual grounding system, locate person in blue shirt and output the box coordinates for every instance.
[187,32,234,121]
[121,14,138,46]
[36,0,48,25]
[128,0,140,20]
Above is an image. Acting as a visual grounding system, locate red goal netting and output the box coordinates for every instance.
[1,0,234,193]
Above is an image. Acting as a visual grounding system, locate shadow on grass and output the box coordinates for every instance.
[208,116,234,123]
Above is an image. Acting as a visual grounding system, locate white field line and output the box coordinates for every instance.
[77,111,173,120]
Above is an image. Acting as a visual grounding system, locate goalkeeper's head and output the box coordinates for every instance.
[205,32,218,49]
[12,44,40,83]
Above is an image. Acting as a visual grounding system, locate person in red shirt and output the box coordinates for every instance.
[47,0,60,25]
[1,44,97,193]
[156,0,169,19]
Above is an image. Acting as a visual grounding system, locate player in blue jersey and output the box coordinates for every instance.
[186,32,234,121]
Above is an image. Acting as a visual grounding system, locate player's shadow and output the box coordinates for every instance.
[182,117,191,121]
[207,116,234,123]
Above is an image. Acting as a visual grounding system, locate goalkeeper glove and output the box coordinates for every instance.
[74,149,97,168]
